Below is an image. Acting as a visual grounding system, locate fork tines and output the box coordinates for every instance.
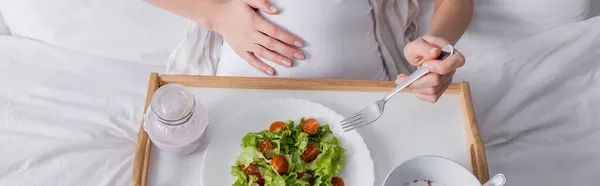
[340,113,365,132]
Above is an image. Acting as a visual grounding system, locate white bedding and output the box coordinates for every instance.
[453,16,600,185]
[0,13,599,186]
[0,36,163,185]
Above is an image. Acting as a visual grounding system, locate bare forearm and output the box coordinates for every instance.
[427,0,473,45]
[145,0,223,29]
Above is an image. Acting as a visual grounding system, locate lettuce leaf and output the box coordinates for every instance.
[259,166,286,186]
[231,165,248,186]
[235,146,267,167]
[285,120,295,131]
[309,141,345,186]
[291,153,309,173]
[248,174,261,186]
[319,129,339,145]
[312,174,333,186]
[295,132,309,152]
[311,143,345,177]
[241,133,259,148]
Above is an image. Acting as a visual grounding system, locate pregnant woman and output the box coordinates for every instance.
[146,0,472,103]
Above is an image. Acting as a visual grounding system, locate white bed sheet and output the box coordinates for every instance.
[453,16,600,185]
[416,0,591,59]
[0,17,599,186]
[0,36,163,185]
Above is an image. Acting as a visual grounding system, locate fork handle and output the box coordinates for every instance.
[383,67,430,102]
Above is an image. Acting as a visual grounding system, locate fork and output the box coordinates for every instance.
[341,44,455,132]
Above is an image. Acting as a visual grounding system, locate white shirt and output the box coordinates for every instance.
[217,0,387,80]
[167,0,420,80]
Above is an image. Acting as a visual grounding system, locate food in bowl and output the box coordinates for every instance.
[230,117,347,186]
[403,180,445,186]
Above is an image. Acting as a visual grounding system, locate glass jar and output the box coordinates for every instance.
[144,83,209,156]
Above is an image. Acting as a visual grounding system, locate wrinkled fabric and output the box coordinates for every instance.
[0,36,163,186]
[453,16,600,185]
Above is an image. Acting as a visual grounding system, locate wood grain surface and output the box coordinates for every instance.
[460,82,490,183]
[159,75,462,94]
[132,73,159,186]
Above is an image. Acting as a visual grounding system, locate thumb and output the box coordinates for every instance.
[404,37,442,66]
[242,0,279,15]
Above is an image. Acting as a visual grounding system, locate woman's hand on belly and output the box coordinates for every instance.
[210,0,305,75]
[397,36,466,103]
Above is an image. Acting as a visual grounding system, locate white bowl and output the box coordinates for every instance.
[383,155,481,186]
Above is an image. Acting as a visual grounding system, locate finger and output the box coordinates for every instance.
[394,74,409,82]
[254,32,304,60]
[414,72,453,103]
[435,70,455,91]
[242,0,279,14]
[434,76,453,98]
[404,38,442,66]
[250,44,292,67]
[420,36,464,74]
[405,73,442,89]
[415,93,438,103]
[422,50,464,74]
[412,87,437,95]
[410,70,454,94]
[254,16,305,48]
[394,74,412,90]
[415,80,450,103]
[237,51,276,75]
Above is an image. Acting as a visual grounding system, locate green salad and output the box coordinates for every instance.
[231,117,346,186]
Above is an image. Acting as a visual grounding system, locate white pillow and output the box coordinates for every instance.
[0,11,10,35]
[0,0,188,65]
[416,0,591,58]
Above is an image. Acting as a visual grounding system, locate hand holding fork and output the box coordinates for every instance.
[342,36,464,132]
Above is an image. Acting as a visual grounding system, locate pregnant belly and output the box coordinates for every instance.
[216,0,387,80]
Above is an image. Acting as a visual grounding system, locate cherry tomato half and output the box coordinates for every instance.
[301,143,320,162]
[258,140,274,154]
[296,172,304,179]
[332,177,345,186]
[271,155,289,174]
[301,118,320,135]
[244,163,257,174]
[249,173,265,186]
[269,121,287,132]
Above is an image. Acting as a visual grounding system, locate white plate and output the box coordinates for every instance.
[201,98,374,186]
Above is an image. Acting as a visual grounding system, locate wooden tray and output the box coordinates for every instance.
[132,73,489,186]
